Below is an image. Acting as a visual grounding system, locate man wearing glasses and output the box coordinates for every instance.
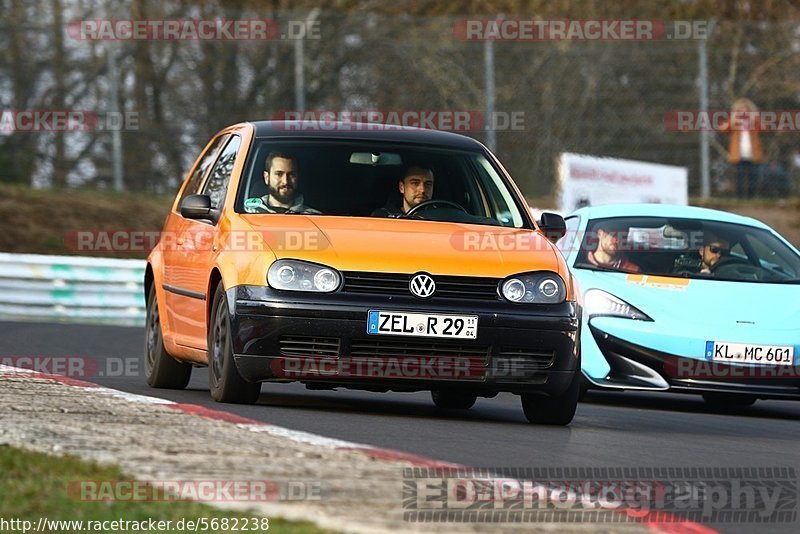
[699,233,731,274]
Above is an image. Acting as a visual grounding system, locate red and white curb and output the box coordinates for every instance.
[1,364,718,533]
[0,364,457,468]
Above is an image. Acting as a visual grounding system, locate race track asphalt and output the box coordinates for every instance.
[2,321,798,533]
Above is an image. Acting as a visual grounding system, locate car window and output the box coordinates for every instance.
[473,156,525,227]
[235,140,530,228]
[178,134,229,207]
[557,216,580,256]
[202,135,241,210]
[572,216,800,283]
[742,232,798,276]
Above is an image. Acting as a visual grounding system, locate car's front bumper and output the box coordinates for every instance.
[227,285,580,395]
[589,326,800,399]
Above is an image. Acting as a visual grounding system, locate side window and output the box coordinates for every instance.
[743,233,789,271]
[202,136,242,210]
[178,134,229,207]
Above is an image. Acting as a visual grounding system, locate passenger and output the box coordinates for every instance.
[244,151,321,214]
[698,233,731,274]
[371,164,434,217]
[587,224,640,272]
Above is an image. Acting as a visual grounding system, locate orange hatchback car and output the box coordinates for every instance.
[145,121,581,424]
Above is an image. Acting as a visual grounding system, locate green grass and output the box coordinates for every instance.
[0,183,173,259]
[0,445,334,533]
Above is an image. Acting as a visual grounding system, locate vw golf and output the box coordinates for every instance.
[144,121,581,424]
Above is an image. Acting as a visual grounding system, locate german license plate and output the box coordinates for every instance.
[367,310,478,339]
[705,341,794,365]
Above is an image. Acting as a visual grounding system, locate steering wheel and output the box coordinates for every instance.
[711,256,761,278]
[403,199,467,218]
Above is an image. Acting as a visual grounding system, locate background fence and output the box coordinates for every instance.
[0,253,145,325]
[1,3,799,200]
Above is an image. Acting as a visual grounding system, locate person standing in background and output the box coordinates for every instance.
[719,98,763,198]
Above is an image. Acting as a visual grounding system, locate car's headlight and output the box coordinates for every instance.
[584,289,652,321]
[267,260,341,292]
[500,272,566,304]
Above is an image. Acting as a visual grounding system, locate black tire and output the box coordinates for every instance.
[208,284,261,404]
[431,390,477,410]
[702,392,757,410]
[144,285,192,389]
[521,372,580,425]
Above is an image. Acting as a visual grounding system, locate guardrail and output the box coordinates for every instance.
[0,253,145,326]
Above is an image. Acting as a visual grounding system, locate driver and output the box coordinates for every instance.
[371,164,434,217]
[698,233,731,273]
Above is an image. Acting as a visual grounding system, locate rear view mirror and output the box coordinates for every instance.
[349,152,402,166]
[539,212,567,243]
[180,194,212,219]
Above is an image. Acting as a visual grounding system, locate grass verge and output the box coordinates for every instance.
[0,183,172,259]
[0,444,334,533]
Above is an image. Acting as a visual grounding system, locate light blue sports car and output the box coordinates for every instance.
[557,204,800,409]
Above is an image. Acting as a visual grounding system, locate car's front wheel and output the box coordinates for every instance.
[208,284,261,404]
[520,372,580,425]
[431,390,477,410]
[144,285,192,389]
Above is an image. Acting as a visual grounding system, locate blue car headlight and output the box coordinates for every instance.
[584,289,652,321]
[267,260,341,292]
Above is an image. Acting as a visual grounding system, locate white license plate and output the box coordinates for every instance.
[367,310,478,339]
[706,341,795,365]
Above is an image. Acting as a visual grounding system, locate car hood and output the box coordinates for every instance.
[240,215,560,277]
[578,270,800,330]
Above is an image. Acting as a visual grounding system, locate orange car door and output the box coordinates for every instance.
[162,134,229,348]
[171,135,242,349]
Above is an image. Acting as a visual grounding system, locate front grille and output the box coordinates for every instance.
[279,336,340,357]
[494,347,555,369]
[350,338,489,361]
[342,271,501,301]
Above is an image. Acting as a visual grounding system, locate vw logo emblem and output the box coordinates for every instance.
[409,273,436,298]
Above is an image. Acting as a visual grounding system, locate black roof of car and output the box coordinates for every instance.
[250,120,485,150]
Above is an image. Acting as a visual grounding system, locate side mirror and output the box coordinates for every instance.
[539,212,566,243]
[180,194,212,220]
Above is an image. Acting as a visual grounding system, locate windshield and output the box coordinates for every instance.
[235,140,529,228]
[571,216,800,284]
